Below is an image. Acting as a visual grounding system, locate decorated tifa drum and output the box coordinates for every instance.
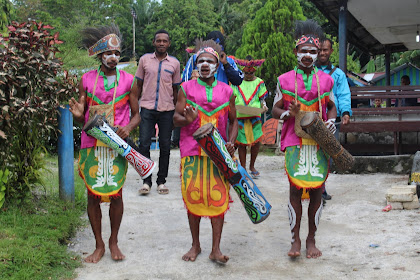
[300,112,355,171]
[193,123,271,224]
[83,114,156,179]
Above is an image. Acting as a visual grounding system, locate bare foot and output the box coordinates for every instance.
[306,238,322,259]
[209,249,229,264]
[182,246,201,262]
[109,242,125,261]
[84,247,105,263]
[288,239,301,258]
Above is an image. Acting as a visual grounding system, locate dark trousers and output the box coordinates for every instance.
[171,126,181,146]
[139,108,174,186]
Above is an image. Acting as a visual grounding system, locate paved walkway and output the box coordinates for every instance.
[70,150,420,280]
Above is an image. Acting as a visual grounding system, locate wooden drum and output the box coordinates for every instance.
[300,112,355,171]
[193,123,271,224]
[83,114,156,179]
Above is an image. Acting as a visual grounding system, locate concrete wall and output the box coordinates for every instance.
[331,154,414,175]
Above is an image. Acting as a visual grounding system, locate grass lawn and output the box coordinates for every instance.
[0,155,87,280]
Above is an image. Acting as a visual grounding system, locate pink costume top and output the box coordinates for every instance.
[80,68,135,149]
[278,67,334,151]
[180,78,233,158]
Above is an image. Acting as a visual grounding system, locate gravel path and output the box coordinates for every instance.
[69,150,420,280]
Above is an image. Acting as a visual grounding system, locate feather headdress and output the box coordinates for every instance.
[81,24,122,56]
[233,55,265,72]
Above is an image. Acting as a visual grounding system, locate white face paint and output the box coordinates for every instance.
[197,57,217,78]
[102,53,120,69]
[297,46,318,68]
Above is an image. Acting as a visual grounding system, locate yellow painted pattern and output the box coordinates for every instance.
[244,119,255,143]
[181,156,230,217]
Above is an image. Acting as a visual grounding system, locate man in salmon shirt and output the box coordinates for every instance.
[136,29,181,195]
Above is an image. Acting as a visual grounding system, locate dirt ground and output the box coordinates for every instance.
[69,150,420,280]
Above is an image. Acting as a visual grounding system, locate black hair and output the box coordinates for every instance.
[154,29,170,40]
[294,19,324,42]
[401,75,410,85]
[81,23,122,49]
[206,30,225,49]
[320,38,334,48]
[245,55,253,61]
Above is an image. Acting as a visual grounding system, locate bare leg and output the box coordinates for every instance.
[288,185,303,258]
[238,145,247,168]
[209,216,229,263]
[109,196,125,261]
[85,196,105,263]
[249,142,260,173]
[307,187,323,259]
[182,212,201,261]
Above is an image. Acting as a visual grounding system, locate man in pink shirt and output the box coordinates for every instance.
[136,29,181,195]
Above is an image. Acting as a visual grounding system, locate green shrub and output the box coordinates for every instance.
[0,169,9,208]
[0,21,78,204]
[0,155,87,279]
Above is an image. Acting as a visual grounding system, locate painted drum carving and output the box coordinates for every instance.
[300,112,355,171]
[193,123,272,224]
[83,114,155,179]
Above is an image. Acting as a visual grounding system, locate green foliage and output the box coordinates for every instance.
[130,0,160,58]
[0,156,87,280]
[0,169,9,208]
[361,55,383,73]
[326,36,361,73]
[7,127,48,203]
[119,61,139,76]
[237,0,305,93]
[395,50,420,68]
[0,21,78,203]
[360,53,401,73]
[149,0,219,65]
[55,20,98,71]
[216,0,267,56]
[365,59,376,73]
[297,0,327,26]
[13,0,137,68]
[0,0,14,33]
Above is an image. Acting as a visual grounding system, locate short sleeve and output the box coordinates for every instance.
[258,82,268,100]
[173,61,182,85]
[135,56,145,80]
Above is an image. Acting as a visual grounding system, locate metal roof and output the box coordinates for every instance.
[309,0,420,55]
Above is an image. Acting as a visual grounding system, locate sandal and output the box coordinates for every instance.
[250,170,260,179]
[139,183,151,195]
[157,184,169,195]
